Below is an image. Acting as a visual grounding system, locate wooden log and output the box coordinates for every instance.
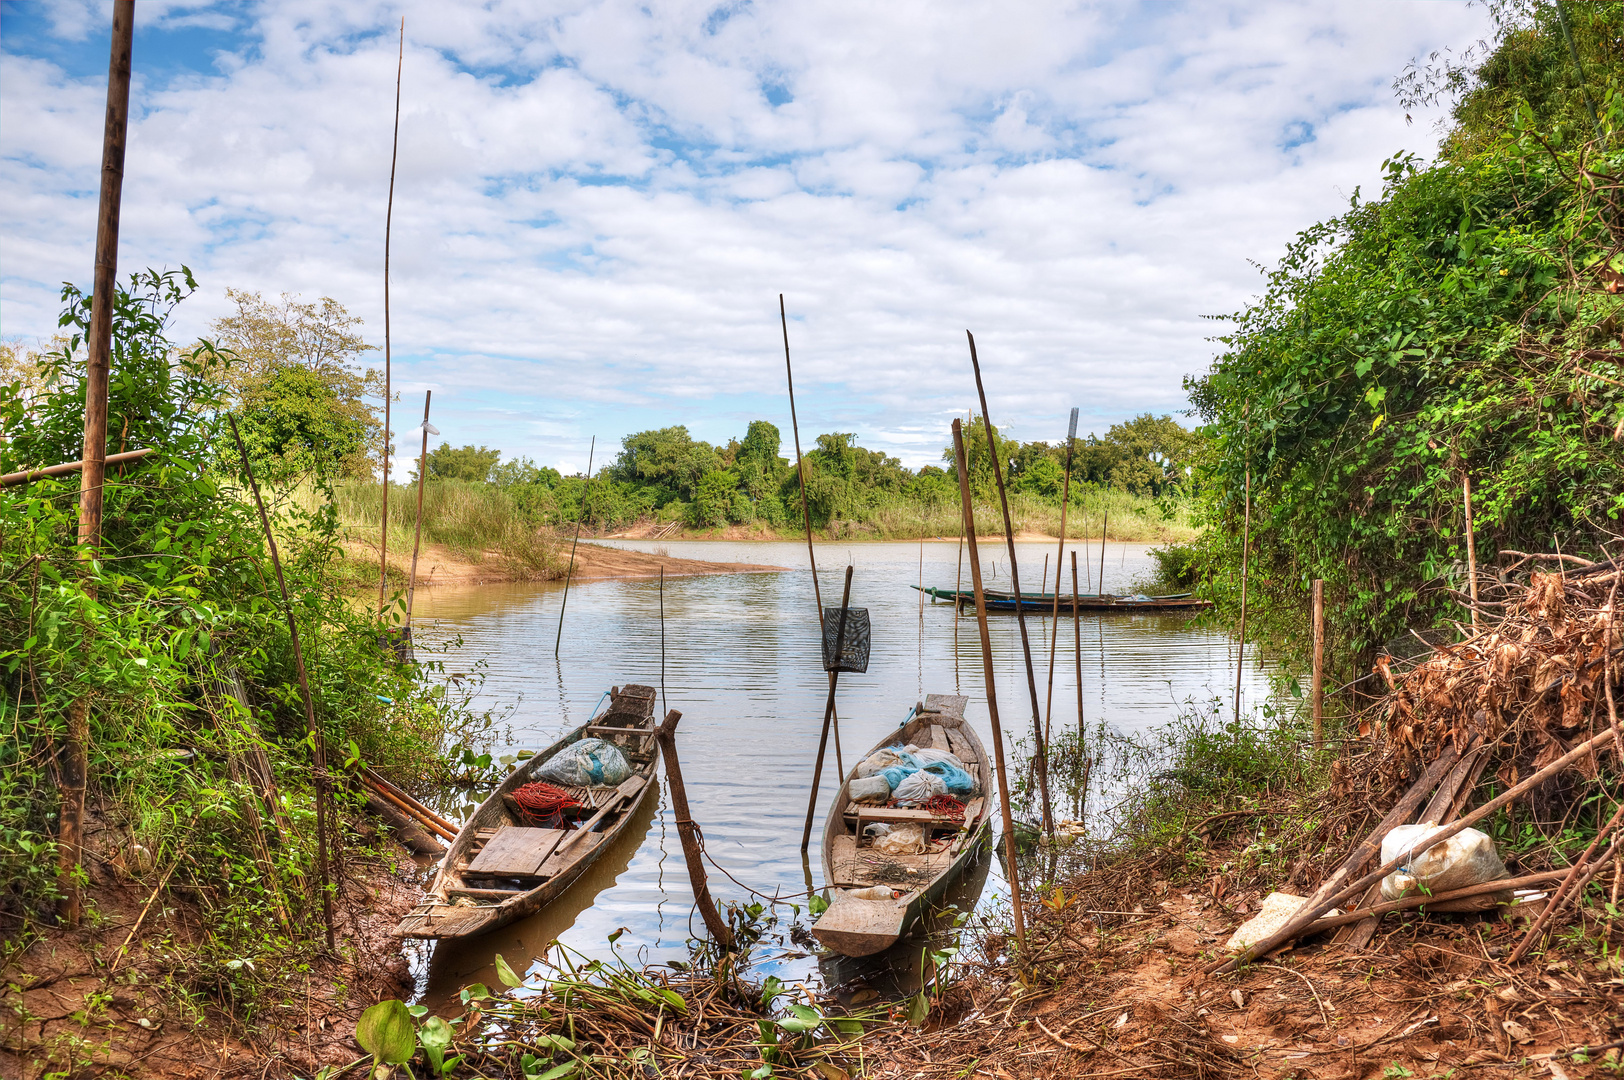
[952,418,1026,951]
[364,790,444,854]
[1299,868,1574,936]
[1212,724,1624,973]
[655,710,734,950]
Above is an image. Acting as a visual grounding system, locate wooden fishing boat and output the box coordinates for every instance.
[914,585,1209,612]
[811,694,993,957]
[395,684,660,941]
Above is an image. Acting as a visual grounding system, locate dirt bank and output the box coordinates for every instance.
[346,538,788,587]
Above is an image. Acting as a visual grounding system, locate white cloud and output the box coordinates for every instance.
[0,0,1489,475]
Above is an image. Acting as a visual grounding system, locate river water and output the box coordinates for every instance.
[409,539,1273,999]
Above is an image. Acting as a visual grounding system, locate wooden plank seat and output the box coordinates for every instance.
[581,724,655,740]
[467,827,567,876]
[845,806,964,826]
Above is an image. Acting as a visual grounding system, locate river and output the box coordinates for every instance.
[407,539,1275,1000]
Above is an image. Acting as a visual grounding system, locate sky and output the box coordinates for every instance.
[0,0,1490,478]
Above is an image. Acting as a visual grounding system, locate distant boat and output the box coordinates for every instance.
[395,685,659,941]
[913,585,1210,612]
[811,693,993,957]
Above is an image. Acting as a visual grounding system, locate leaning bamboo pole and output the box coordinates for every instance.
[378,18,404,620]
[403,390,433,637]
[1042,408,1078,745]
[951,419,1025,950]
[554,438,595,657]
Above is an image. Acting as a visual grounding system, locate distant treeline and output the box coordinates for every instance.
[420,413,1201,531]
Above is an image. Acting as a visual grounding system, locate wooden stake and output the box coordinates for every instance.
[379,18,404,620]
[403,390,431,635]
[968,331,1053,834]
[1043,408,1079,745]
[228,417,335,950]
[61,0,134,927]
[781,295,841,778]
[800,565,853,852]
[1463,473,1480,633]
[554,437,593,657]
[655,710,734,951]
[1234,469,1250,726]
[952,419,1025,951]
[1311,578,1325,750]
[1098,510,1108,596]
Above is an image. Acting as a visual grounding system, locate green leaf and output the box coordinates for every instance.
[419,1015,452,1050]
[494,953,525,988]
[906,991,930,1027]
[355,999,415,1065]
[535,1064,577,1080]
[808,893,829,916]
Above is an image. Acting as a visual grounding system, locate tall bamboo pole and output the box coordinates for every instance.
[1098,511,1108,596]
[1234,468,1251,726]
[403,391,432,635]
[967,332,1053,834]
[229,417,334,949]
[61,0,135,927]
[1311,579,1325,750]
[1071,550,1086,821]
[781,295,841,777]
[554,438,594,657]
[1043,408,1079,745]
[800,565,854,851]
[1463,473,1480,633]
[378,19,404,619]
[951,419,1025,950]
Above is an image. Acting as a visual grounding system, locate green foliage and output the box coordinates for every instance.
[1187,13,1624,688]
[356,999,416,1066]
[234,365,369,482]
[424,443,502,482]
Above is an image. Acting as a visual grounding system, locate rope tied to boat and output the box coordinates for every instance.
[512,781,582,825]
[919,794,967,820]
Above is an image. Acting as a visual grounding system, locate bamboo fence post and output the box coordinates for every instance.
[1311,578,1325,750]
[228,417,335,950]
[655,710,734,951]
[1464,473,1480,633]
[1234,469,1251,726]
[781,295,842,778]
[967,331,1054,835]
[800,566,854,851]
[378,18,404,619]
[951,419,1025,951]
[1043,409,1079,745]
[61,0,134,927]
[554,438,594,657]
[403,390,432,635]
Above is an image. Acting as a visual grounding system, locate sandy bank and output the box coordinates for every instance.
[346,538,787,587]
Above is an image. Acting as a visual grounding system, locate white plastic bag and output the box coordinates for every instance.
[847,775,891,804]
[855,748,908,779]
[912,747,965,768]
[534,737,631,788]
[873,823,926,855]
[892,770,947,806]
[1380,821,1508,901]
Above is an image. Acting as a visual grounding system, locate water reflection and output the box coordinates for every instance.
[411,540,1271,988]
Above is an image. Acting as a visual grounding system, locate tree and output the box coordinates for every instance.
[207,289,381,478]
[424,444,502,482]
[237,366,369,480]
[612,426,720,501]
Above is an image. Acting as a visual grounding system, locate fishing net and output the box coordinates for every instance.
[513,782,583,828]
[920,795,967,821]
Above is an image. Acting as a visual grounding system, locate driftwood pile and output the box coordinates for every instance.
[1209,556,1623,974]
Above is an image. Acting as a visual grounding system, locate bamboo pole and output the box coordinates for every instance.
[403,391,432,635]
[228,417,335,950]
[61,0,134,927]
[554,437,594,657]
[1071,550,1086,822]
[1043,408,1079,745]
[655,710,735,950]
[4,448,151,489]
[1098,510,1108,596]
[1311,579,1325,750]
[378,18,404,620]
[1463,473,1480,633]
[1233,469,1250,726]
[800,566,854,852]
[968,331,1053,834]
[951,419,1025,950]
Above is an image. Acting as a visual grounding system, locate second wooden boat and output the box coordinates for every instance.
[811,694,993,957]
[395,684,660,941]
[914,585,1209,612]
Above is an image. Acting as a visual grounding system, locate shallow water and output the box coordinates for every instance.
[409,539,1272,996]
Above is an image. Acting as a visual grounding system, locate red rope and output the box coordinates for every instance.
[513,782,582,819]
[920,794,967,820]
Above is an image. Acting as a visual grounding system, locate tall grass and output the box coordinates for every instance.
[309,479,563,580]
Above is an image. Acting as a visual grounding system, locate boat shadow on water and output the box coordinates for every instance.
[417,774,661,1011]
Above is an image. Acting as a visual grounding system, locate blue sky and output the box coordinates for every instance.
[0,0,1487,477]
